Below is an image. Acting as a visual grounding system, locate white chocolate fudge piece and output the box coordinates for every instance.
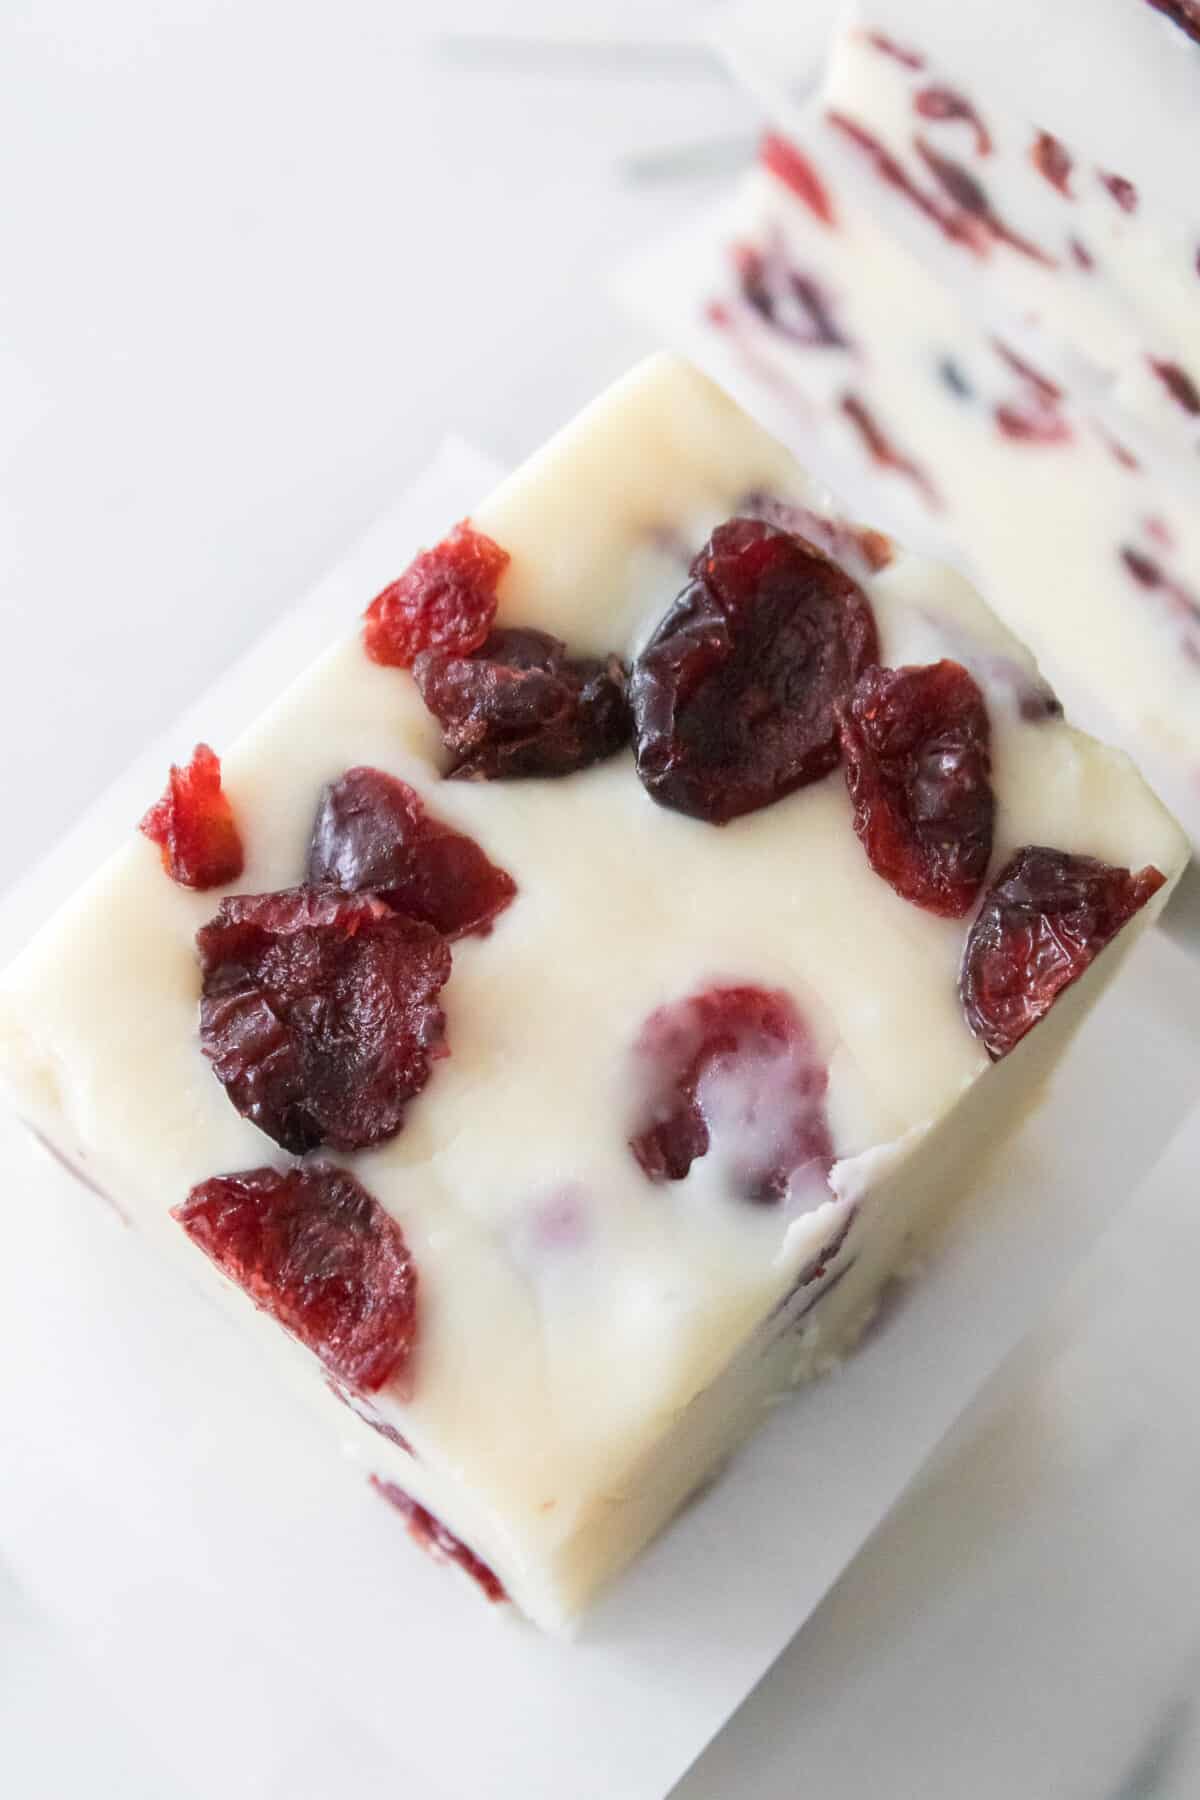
[0,357,1185,1631]
[721,1,1200,466]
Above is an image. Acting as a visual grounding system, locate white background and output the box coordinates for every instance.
[3,6,1200,1798]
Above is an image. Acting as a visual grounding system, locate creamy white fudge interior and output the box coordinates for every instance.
[0,356,1186,1631]
[644,1,1200,851]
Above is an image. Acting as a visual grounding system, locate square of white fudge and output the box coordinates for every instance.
[0,355,1186,1630]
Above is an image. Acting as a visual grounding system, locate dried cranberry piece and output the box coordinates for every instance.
[840,393,941,507]
[733,243,848,347]
[915,138,1055,263]
[175,1164,417,1392]
[140,743,244,890]
[1149,359,1200,417]
[370,1478,507,1602]
[863,30,925,68]
[363,520,509,669]
[630,519,879,824]
[914,86,992,157]
[629,985,834,1204]
[839,661,994,917]
[827,112,983,254]
[1031,130,1073,195]
[307,767,516,940]
[414,626,630,780]
[1145,0,1200,46]
[198,886,450,1153]
[1099,171,1138,213]
[961,847,1165,1058]
[761,133,835,225]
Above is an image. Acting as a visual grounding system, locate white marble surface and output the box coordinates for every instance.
[3,4,1199,1797]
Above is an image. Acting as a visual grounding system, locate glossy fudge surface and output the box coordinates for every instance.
[0,356,1185,1628]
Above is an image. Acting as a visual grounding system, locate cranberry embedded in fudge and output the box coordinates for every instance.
[307,766,516,940]
[197,886,451,1154]
[961,847,1165,1057]
[630,518,879,824]
[175,1164,418,1393]
[839,659,995,916]
[414,626,631,780]
[629,985,834,1204]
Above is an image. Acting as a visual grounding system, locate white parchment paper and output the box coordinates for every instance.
[1,443,1197,1800]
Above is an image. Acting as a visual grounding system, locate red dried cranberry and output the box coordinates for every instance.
[1070,237,1095,270]
[363,521,508,669]
[370,1478,506,1602]
[839,661,994,917]
[140,743,244,890]
[1149,359,1200,417]
[175,1164,417,1392]
[992,341,1062,404]
[414,626,630,780]
[630,519,879,824]
[827,112,983,254]
[915,138,1055,264]
[1099,171,1138,213]
[733,242,848,347]
[629,985,833,1204]
[961,847,1165,1058]
[198,886,450,1154]
[761,134,835,224]
[1145,0,1200,45]
[840,393,940,508]
[863,30,925,68]
[307,767,515,940]
[914,86,992,156]
[1031,130,1073,195]
[994,404,1072,444]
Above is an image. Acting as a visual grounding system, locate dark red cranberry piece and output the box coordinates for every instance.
[363,521,509,669]
[1031,130,1073,195]
[1070,237,1095,271]
[863,29,925,68]
[307,767,515,940]
[992,341,1063,404]
[915,138,1055,264]
[629,985,834,1204]
[961,847,1165,1058]
[1099,171,1138,213]
[827,112,984,254]
[840,393,940,507]
[914,86,992,156]
[414,626,630,781]
[175,1164,417,1392]
[994,404,1072,444]
[733,243,848,348]
[370,1478,506,1602]
[630,519,879,824]
[839,661,994,917]
[761,133,835,224]
[1145,0,1200,46]
[140,743,244,890]
[1149,359,1200,417]
[198,886,450,1154]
